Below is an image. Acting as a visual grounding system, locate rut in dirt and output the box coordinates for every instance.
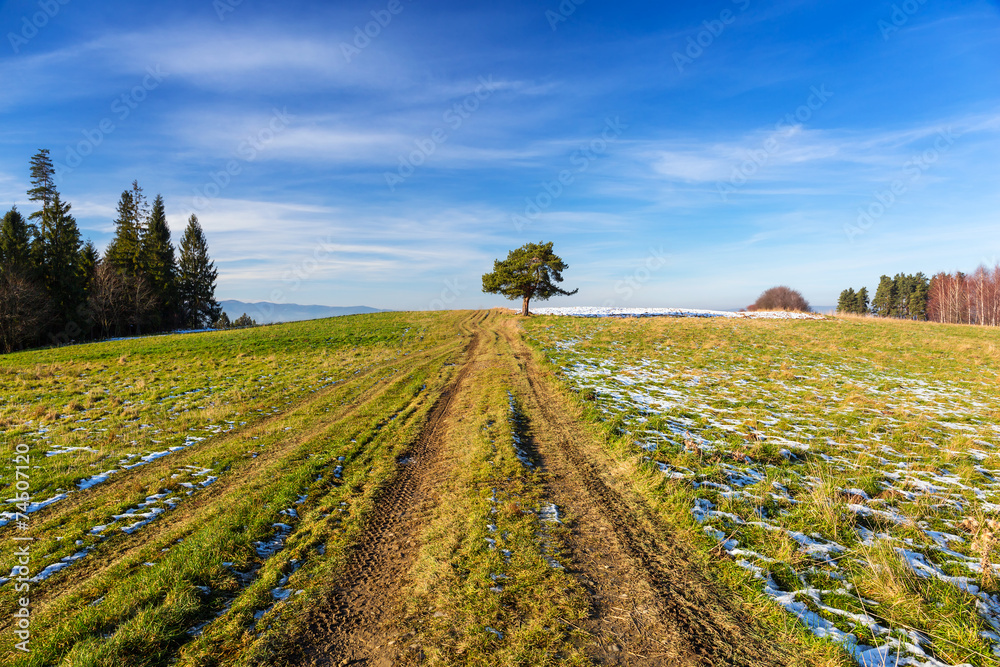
[288,320,484,667]
[502,321,788,666]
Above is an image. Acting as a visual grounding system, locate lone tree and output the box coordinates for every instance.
[177,214,221,328]
[748,286,810,312]
[482,241,578,316]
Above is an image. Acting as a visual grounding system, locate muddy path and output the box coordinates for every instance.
[288,312,790,666]
[499,319,788,666]
[290,312,488,666]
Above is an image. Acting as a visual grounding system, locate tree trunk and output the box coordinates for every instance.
[521,295,530,316]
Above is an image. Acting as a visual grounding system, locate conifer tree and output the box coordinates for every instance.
[482,241,578,316]
[837,288,856,314]
[177,214,221,328]
[0,207,32,273]
[105,182,148,277]
[33,192,84,328]
[141,194,178,328]
[854,287,869,315]
[27,149,57,223]
[80,240,99,292]
[872,276,895,317]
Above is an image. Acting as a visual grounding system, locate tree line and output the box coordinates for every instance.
[0,149,222,353]
[837,265,1000,326]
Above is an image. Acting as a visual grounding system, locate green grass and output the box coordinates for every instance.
[403,339,591,667]
[523,315,1000,666]
[0,312,470,664]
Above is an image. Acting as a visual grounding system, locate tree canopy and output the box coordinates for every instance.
[482,241,577,316]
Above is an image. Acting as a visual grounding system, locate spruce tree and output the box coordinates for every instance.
[141,194,178,329]
[27,149,57,223]
[0,207,32,273]
[80,240,99,292]
[105,182,148,277]
[178,215,221,328]
[33,192,84,329]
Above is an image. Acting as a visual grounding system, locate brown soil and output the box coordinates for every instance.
[290,315,486,666]
[289,313,790,666]
[499,319,788,666]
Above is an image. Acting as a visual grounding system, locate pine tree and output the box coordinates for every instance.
[0,205,50,350]
[33,192,84,329]
[105,182,148,277]
[908,278,929,321]
[232,313,256,327]
[0,207,33,273]
[872,276,895,317]
[142,194,178,329]
[854,287,869,315]
[482,241,578,316]
[27,149,57,224]
[80,240,99,292]
[837,288,856,314]
[178,215,221,328]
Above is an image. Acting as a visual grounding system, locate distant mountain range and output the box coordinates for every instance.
[220,300,383,324]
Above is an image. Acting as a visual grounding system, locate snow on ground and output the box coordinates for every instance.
[529,323,999,666]
[531,306,825,320]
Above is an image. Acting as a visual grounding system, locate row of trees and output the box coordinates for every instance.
[0,149,222,352]
[838,273,928,319]
[837,265,1000,326]
[927,265,1000,326]
[214,312,257,329]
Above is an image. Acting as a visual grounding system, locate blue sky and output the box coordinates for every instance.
[1,0,998,311]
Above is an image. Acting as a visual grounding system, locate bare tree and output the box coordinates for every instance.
[0,271,52,352]
[87,263,129,338]
[748,286,811,312]
[127,273,157,334]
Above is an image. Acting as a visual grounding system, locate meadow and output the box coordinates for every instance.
[523,314,1000,667]
[3,310,999,666]
[0,312,473,665]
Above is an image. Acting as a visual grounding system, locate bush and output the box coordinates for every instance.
[748,286,810,312]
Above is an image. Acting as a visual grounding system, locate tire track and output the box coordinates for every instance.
[501,320,787,666]
[292,313,486,666]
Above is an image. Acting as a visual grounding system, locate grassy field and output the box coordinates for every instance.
[0,312,473,665]
[523,315,1000,666]
[2,311,998,666]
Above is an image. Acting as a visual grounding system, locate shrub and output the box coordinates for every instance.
[748,286,810,312]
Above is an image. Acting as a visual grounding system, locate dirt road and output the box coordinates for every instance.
[291,312,789,666]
